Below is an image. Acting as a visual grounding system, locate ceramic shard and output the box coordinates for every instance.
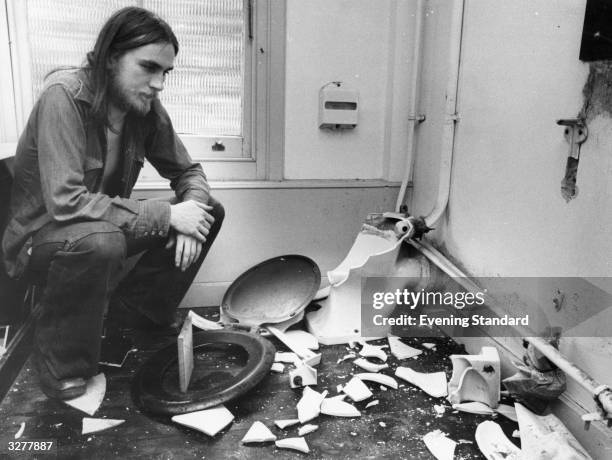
[188,310,223,330]
[320,398,361,417]
[474,421,520,460]
[388,336,423,360]
[448,346,500,408]
[177,316,194,393]
[342,376,373,402]
[423,430,456,460]
[289,362,317,388]
[82,418,125,435]
[296,387,327,423]
[14,422,25,439]
[298,424,319,436]
[515,403,593,460]
[395,367,448,398]
[171,405,234,437]
[452,401,495,415]
[271,362,285,373]
[495,403,517,422]
[275,352,300,364]
[274,419,300,429]
[353,358,389,373]
[284,330,319,350]
[433,405,446,416]
[354,372,398,389]
[241,421,277,443]
[359,343,388,362]
[64,373,106,416]
[275,437,310,454]
[337,353,356,364]
[365,400,380,409]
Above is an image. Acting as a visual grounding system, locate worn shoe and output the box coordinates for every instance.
[34,353,87,400]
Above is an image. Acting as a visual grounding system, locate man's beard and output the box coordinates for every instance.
[107,71,151,117]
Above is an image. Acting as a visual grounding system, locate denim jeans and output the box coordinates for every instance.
[28,196,224,380]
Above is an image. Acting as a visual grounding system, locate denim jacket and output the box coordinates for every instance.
[2,70,210,278]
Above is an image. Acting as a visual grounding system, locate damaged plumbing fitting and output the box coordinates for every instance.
[502,340,567,415]
[393,215,433,240]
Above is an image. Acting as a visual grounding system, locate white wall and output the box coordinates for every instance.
[135,185,399,306]
[284,0,415,180]
[410,0,612,454]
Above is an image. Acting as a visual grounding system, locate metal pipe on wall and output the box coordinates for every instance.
[395,0,426,212]
[423,0,464,227]
[412,237,612,421]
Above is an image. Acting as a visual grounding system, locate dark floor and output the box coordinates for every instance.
[0,308,519,459]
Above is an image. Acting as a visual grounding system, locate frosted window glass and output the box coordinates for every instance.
[25,0,244,136]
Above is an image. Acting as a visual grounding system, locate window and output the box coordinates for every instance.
[0,0,285,182]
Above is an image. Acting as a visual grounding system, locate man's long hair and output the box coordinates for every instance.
[85,7,179,124]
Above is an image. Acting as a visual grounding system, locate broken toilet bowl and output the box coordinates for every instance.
[447,346,500,409]
[306,224,431,345]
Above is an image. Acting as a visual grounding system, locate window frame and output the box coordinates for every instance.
[0,0,285,182]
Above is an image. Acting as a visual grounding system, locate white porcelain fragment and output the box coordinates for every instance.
[271,362,285,373]
[241,421,277,443]
[64,373,106,416]
[284,330,319,350]
[171,405,234,436]
[433,405,446,416]
[320,397,361,417]
[395,367,448,398]
[515,403,593,460]
[423,430,456,460]
[296,387,327,423]
[365,400,380,409]
[359,343,388,362]
[354,372,398,390]
[495,403,517,422]
[275,352,300,364]
[388,336,423,360]
[452,401,495,415]
[448,346,500,408]
[275,437,310,454]
[353,358,389,373]
[298,424,319,436]
[82,418,125,435]
[289,362,317,388]
[274,419,300,429]
[187,310,223,330]
[422,343,437,350]
[14,422,25,439]
[342,376,373,402]
[475,421,520,460]
[337,353,356,364]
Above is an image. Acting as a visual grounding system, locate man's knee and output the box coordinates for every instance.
[208,197,225,228]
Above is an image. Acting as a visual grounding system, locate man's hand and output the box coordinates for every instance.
[165,233,203,271]
[169,200,215,243]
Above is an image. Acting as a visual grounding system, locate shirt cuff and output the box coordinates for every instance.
[135,200,171,238]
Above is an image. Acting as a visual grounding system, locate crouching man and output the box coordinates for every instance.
[2,7,224,400]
